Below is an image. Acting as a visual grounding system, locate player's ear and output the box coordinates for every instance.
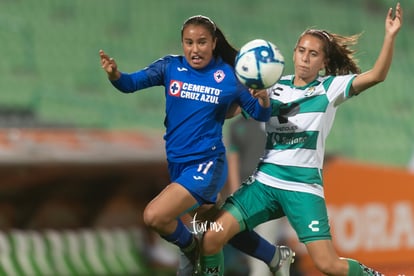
[322,58,329,70]
[292,48,296,63]
[212,37,217,51]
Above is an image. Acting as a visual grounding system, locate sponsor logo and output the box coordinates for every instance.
[204,266,220,275]
[308,220,320,232]
[168,80,222,104]
[271,87,283,96]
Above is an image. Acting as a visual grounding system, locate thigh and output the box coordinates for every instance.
[146,183,198,220]
[280,190,331,243]
[223,180,284,231]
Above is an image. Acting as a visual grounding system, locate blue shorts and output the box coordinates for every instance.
[168,153,228,206]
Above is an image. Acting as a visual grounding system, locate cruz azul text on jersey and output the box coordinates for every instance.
[169,80,221,104]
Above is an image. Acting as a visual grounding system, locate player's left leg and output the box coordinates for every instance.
[200,209,240,276]
[177,204,220,276]
[200,180,294,276]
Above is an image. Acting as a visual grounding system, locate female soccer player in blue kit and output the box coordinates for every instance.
[99,15,271,275]
[200,3,403,276]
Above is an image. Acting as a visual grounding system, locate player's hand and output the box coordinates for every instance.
[99,49,120,80]
[385,2,402,38]
[250,89,270,107]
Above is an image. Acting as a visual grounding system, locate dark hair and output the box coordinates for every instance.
[298,29,361,75]
[181,15,238,67]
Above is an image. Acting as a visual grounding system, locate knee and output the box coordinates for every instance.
[313,258,344,275]
[143,204,166,230]
[202,231,226,255]
[314,260,332,275]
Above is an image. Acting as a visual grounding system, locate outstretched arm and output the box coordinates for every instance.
[351,2,402,95]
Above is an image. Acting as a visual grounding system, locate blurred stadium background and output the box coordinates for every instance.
[0,0,413,275]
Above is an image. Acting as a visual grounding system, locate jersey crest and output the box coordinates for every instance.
[169,80,183,97]
[214,70,225,83]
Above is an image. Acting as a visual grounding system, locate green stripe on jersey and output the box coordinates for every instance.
[278,75,334,89]
[295,94,329,113]
[271,94,329,116]
[266,131,318,150]
[259,162,323,185]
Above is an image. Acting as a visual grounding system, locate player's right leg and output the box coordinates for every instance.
[170,154,228,275]
[142,183,201,276]
[306,240,384,276]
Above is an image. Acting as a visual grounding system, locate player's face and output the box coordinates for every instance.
[293,34,327,85]
[182,24,216,69]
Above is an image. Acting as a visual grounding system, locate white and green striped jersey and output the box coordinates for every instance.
[255,74,356,198]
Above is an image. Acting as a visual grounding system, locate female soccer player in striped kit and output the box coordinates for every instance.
[200,3,403,276]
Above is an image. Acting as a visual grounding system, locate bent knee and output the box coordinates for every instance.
[143,205,168,229]
[314,258,346,275]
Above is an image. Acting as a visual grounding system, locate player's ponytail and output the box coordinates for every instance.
[213,27,238,67]
[181,15,238,68]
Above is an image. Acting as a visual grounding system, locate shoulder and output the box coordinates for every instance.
[145,55,186,74]
[211,59,243,88]
[163,54,182,61]
[279,75,294,82]
[318,74,355,90]
[280,75,294,81]
[272,75,294,89]
[152,54,183,65]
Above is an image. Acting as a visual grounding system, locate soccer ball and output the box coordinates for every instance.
[235,39,285,89]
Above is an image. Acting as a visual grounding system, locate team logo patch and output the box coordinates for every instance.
[308,220,320,232]
[214,70,225,83]
[304,86,316,97]
[169,80,182,97]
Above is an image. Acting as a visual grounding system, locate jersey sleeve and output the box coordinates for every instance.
[110,56,170,93]
[326,74,357,107]
[236,83,271,122]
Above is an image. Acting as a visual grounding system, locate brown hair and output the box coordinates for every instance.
[181,15,238,67]
[298,29,362,75]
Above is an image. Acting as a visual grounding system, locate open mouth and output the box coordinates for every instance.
[192,55,202,63]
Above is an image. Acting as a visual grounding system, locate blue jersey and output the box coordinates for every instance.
[111,55,271,163]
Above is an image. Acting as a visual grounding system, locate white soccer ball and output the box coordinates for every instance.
[235,39,285,89]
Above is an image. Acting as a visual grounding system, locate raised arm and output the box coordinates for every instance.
[351,3,402,95]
